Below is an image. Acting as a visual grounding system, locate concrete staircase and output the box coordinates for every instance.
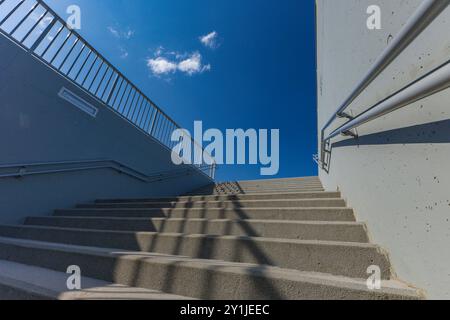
[0,177,423,300]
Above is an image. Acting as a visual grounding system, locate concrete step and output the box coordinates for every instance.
[95,191,341,204]
[192,185,325,191]
[77,198,346,209]
[224,183,324,189]
[185,189,326,195]
[0,224,390,279]
[25,216,368,242]
[0,260,194,300]
[233,177,321,184]
[54,207,356,221]
[0,237,421,300]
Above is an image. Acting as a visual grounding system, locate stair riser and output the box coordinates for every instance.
[0,226,391,279]
[192,187,325,193]
[95,192,341,204]
[0,241,414,300]
[25,217,368,242]
[186,190,325,196]
[78,199,346,209]
[54,208,356,221]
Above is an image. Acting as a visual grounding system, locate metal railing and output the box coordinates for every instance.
[0,159,216,183]
[319,0,450,170]
[0,0,216,179]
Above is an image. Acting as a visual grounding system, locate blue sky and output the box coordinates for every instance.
[45,0,318,181]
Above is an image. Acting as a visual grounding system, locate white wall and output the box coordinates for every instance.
[316,0,450,299]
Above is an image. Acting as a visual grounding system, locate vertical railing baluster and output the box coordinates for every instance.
[88,60,104,91]
[94,65,109,96]
[146,105,158,133]
[50,31,72,64]
[137,100,149,128]
[131,94,144,122]
[120,86,132,114]
[66,43,85,75]
[125,90,138,118]
[30,17,56,52]
[108,76,122,106]
[9,2,39,36]
[58,37,79,70]
[150,110,159,136]
[40,24,64,57]
[100,68,114,98]
[74,49,92,81]
[115,81,128,110]
[143,104,154,131]
[22,9,48,43]
[0,0,26,26]
[81,55,99,86]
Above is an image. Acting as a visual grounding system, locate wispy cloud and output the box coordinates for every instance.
[147,48,211,77]
[107,26,135,40]
[199,31,220,49]
[119,46,129,59]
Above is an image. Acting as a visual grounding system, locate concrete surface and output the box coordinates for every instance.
[316,0,450,298]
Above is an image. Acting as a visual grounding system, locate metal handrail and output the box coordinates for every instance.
[0,159,215,182]
[0,0,216,178]
[319,0,450,169]
[326,60,450,141]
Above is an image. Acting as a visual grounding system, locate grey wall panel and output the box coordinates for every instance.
[0,35,212,224]
[316,0,450,299]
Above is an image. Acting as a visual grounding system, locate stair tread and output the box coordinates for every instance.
[95,191,341,203]
[25,216,367,242]
[0,224,392,279]
[28,215,364,225]
[0,223,374,247]
[83,198,344,205]
[0,236,421,299]
[0,260,194,300]
[53,207,356,222]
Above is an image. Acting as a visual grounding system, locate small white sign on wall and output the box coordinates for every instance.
[58,87,98,118]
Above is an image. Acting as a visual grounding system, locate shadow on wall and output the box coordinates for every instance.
[332,119,450,148]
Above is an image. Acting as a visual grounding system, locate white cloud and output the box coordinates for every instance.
[147,49,211,77]
[147,57,178,75]
[108,26,135,40]
[199,31,219,49]
[119,47,129,59]
[178,52,210,75]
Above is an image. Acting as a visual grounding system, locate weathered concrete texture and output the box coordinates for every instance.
[53,207,356,221]
[316,0,450,298]
[24,216,369,242]
[0,177,423,299]
[77,199,347,209]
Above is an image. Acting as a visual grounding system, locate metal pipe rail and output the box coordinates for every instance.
[326,60,450,141]
[320,0,450,169]
[0,159,216,183]
[0,0,216,179]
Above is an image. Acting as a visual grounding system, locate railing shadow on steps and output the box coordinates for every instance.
[108,201,285,299]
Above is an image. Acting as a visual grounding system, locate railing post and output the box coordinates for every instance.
[106,74,120,105]
[30,18,57,52]
[149,109,159,136]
